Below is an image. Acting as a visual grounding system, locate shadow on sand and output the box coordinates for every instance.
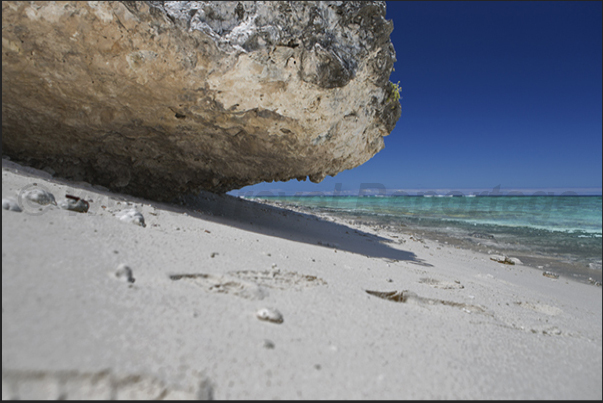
[166,191,431,267]
[1,159,429,267]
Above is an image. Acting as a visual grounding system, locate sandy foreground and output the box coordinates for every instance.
[2,158,602,400]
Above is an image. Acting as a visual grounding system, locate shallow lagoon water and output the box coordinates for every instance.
[250,195,602,283]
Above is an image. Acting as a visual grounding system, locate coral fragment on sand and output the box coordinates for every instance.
[542,271,559,279]
[256,307,284,324]
[58,195,89,213]
[490,255,516,265]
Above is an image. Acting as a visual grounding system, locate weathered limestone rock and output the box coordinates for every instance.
[2,1,401,200]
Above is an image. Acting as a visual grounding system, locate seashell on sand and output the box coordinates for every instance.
[114,264,135,283]
[256,308,284,324]
[117,209,146,227]
[2,198,22,212]
[23,188,56,205]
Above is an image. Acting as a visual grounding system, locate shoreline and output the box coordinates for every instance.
[251,197,603,286]
[2,159,602,399]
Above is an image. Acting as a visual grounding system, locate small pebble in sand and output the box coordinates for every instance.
[117,209,146,227]
[2,198,22,212]
[263,339,275,349]
[114,263,135,283]
[210,252,218,258]
[256,308,284,324]
[542,271,559,279]
[58,195,89,213]
[23,188,56,205]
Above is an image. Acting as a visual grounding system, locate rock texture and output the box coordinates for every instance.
[2,1,401,200]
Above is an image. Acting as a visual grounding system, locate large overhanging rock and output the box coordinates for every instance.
[2,1,401,200]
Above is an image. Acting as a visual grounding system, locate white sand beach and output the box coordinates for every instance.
[2,158,602,399]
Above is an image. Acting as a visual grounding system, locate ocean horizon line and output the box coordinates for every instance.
[232,186,602,198]
[246,193,602,198]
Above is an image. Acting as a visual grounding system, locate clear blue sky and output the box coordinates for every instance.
[232,1,602,196]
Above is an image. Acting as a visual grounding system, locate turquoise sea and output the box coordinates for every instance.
[249,195,602,283]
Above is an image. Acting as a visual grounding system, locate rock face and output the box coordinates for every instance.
[2,1,401,200]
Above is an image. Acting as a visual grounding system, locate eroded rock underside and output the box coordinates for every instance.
[2,1,401,200]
